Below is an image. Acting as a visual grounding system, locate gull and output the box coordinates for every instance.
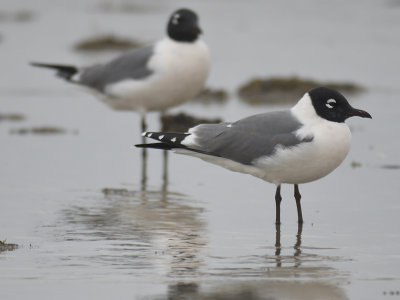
[136,87,372,224]
[31,8,210,133]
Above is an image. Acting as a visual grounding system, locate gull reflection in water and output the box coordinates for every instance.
[139,136,169,194]
[58,179,207,278]
[274,223,303,268]
[164,279,347,300]
[162,224,348,300]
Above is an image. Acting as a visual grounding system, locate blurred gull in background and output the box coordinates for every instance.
[31,8,210,134]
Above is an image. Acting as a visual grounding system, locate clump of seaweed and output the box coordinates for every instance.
[351,161,362,168]
[102,188,131,196]
[9,126,72,135]
[0,113,25,122]
[380,164,400,170]
[191,87,229,105]
[0,9,35,23]
[238,76,365,105]
[0,240,18,252]
[161,112,222,133]
[74,34,143,52]
[93,2,159,14]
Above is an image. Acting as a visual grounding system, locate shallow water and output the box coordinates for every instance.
[1,0,400,299]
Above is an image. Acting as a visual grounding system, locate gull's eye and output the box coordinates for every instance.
[172,13,181,25]
[326,99,336,109]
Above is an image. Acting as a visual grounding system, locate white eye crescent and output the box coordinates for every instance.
[172,14,180,25]
[326,99,336,109]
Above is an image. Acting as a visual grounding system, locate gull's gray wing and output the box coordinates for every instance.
[78,45,154,91]
[187,110,313,165]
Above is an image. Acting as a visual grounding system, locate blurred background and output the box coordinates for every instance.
[1,0,399,299]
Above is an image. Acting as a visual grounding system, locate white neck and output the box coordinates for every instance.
[291,93,320,124]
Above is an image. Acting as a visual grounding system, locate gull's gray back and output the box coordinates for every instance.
[189,110,313,165]
[79,45,154,91]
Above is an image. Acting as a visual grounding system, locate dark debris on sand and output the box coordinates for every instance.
[191,88,229,105]
[161,112,222,133]
[93,2,160,14]
[0,113,26,122]
[9,126,77,135]
[74,34,143,52]
[0,240,18,252]
[102,188,132,197]
[238,76,365,105]
[0,9,35,23]
[350,161,362,168]
[380,164,400,170]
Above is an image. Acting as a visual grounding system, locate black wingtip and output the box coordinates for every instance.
[135,143,173,150]
[30,62,47,67]
[30,62,75,68]
[30,62,78,80]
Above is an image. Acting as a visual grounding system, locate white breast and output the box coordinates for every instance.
[104,38,210,112]
[253,121,351,184]
[253,95,352,184]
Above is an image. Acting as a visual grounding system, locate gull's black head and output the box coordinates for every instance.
[308,87,372,123]
[167,8,202,42]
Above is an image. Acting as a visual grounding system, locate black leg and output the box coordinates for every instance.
[294,184,303,224]
[160,111,168,200]
[141,147,147,192]
[141,114,147,143]
[275,223,281,267]
[275,185,282,225]
[162,150,168,194]
[139,114,148,191]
